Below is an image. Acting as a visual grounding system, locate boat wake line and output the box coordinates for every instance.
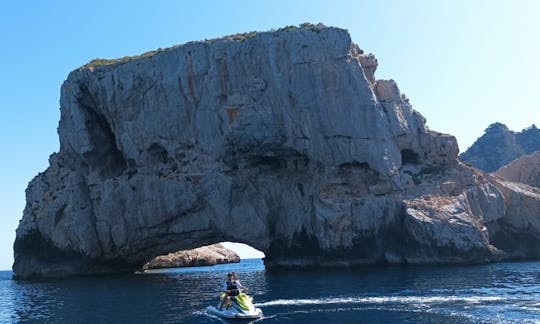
[253,294,540,322]
[255,295,512,307]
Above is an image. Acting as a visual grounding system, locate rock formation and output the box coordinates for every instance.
[143,243,239,270]
[495,151,540,188]
[13,24,540,279]
[460,123,540,172]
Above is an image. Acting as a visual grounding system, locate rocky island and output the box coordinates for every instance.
[460,123,540,172]
[13,23,540,279]
[143,243,239,270]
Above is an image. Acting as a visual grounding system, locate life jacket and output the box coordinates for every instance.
[226,281,239,295]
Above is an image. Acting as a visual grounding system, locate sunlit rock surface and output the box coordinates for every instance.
[13,24,540,279]
[494,151,540,188]
[143,243,239,270]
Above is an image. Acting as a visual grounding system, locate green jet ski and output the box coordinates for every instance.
[207,292,263,320]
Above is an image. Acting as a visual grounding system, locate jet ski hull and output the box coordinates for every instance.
[206,305,263,319]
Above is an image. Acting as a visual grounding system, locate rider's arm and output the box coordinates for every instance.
[235,280,248,291]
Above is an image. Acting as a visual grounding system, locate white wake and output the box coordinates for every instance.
[255,295,507,307]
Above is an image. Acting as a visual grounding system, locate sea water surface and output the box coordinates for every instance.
[1,259,539,323]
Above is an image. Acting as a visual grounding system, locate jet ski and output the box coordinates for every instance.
[207,292,263,320]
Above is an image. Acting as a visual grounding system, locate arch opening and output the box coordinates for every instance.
[220,242,266,259]
[141,242,265,271]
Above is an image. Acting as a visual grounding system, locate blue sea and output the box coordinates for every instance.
[1,259,539,323]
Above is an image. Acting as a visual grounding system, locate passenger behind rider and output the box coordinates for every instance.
[219,273,239,310]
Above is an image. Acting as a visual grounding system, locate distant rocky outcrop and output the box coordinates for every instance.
[13,24,540,279]
[143,243,239,270]
[495,151,540,188]
[460,123,540,172]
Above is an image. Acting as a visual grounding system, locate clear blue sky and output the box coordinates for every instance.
[0,0,538,270]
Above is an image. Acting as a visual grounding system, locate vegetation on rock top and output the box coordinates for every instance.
[460,123,540,172]
[82,23,327,69]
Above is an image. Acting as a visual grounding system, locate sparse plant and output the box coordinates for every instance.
[228,31,258,42]
[82,23,325,70]
[278,25,297,32]
[83,47,169,69]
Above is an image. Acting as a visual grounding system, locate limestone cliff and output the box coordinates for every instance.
[143,243,239,270]
[494,151,540,188]
[13,24,540,279]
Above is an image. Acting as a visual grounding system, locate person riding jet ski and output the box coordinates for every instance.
[219,273,239,310]
[208,272,263,319]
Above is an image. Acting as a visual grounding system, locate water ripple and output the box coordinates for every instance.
[0,260,539,323]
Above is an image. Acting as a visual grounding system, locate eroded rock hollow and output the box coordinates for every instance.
[14,24,540,279]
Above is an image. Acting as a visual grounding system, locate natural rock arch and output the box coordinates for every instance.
[14,25,540,279]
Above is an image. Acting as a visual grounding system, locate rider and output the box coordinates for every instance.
[219,273,239,310]
[232,272,248,293]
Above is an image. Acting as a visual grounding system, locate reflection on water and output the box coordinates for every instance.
[1,260,539,323]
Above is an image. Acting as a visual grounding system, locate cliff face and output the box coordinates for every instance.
[495,152,540,188]
[460,123,540,172]
[143,244,240,270]
[14,24,540,279]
